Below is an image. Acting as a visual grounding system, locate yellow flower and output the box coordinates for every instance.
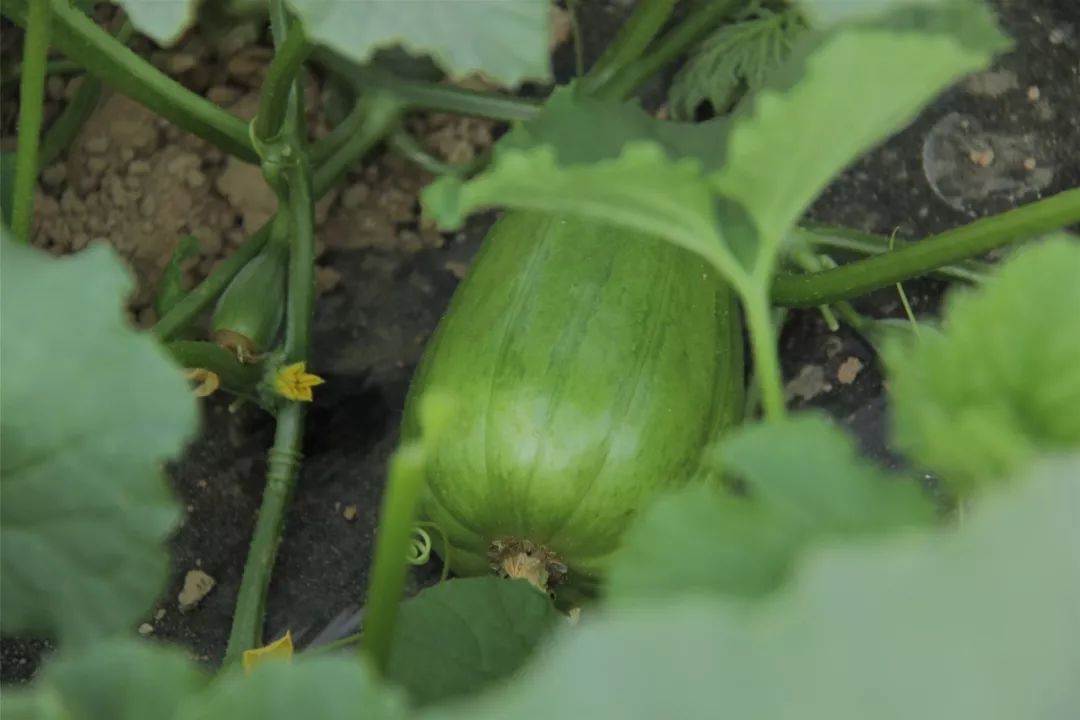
[184,368,220,398]
[242,631,294,673]
[274,362,325,402]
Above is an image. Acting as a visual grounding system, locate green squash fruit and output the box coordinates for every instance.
[211,240,288,362]
[402,211,745,593]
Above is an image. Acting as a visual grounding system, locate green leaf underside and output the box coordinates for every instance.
[885,236,1080,491]
[606,414,933,603]
[113,1,199,46]
[424,1,1008,297]
[0,232,197,643]
[287,0,551,88]
[14,638,408,720]
[668,7,807,120]
[424,456,1080,720]
[386,578,562,707]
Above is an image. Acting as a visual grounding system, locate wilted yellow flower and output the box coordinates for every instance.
[242,631,294,673]
[184,368,220,398]
[274,362,325,402]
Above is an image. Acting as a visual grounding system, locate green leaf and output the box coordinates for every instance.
[884,236,1080,492]
[668,7,807,120]
[424,455,1080,720]
[605,414,934,603]
[709,1,1011,278]
[177,655,411,720]
[0,687,69,720]
[286,0,551,88]
[112,1,200,46]
[422,88,741,284]
[386,578,562,707]
[0,231,198,643]
[717,414,935,532]
[41,638,207,719]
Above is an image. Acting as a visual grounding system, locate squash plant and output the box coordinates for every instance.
[1,0,1079,718]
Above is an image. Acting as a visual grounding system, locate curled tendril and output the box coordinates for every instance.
[406,527,433,565]
[407,522,452,582]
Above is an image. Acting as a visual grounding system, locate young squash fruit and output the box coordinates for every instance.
[401,211,745,595]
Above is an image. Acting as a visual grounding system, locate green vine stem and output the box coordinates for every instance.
[388,128,485,178]
[10,0,50,242]
[312,94,404,192]
[312,48,540,122]
[224,0,318,665]
[224,400,305,664]
[37,19,133,169]
[771,188,1080,307]
[602,0,742,100]
[579,0,678,98]
[254,27,311,142]
[361,442,429,675]
[794,223,992,285]
[741,286,786,420]
[2,0,257,162]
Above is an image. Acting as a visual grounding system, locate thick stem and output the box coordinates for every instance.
[10,0,50,243]
[223,0,317,665]
[223,401,305,664]
[2,0,257,162]
[771,188,1080,307]
[601,0,741,100]
[741,287,786,420]
[579,0,678,98]
[795,224,992,285]
[312,49,540,122]
[254,28,311,142]
[361,444,428,675]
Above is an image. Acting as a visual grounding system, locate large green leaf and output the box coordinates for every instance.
[42,638,207,719]
[668,7,807,120]
[7,637,410,720]
[386,578,562,707]
[425,456,1080,720]
[424,0,1008,298]
[422,88,740,283]
[177,655,411,720]
[112,1,199,45]
[286,0,551,88]
[884,236,1080,492]
[606,415,933,603]
[0,232,197,643]
[709,0,1010,279]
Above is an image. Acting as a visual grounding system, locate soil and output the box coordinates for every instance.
[2,0,1078,683]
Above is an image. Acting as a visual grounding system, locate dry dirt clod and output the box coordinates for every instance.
[784,364,831,403]
[215,157,279,233]
[178,569,216,612]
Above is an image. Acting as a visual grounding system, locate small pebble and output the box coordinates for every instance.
[138,623,154,636]
[343,505,359,521]
[1026,85,1040,102]
[1023,157,1038,171]
[178,569,216,612]
[968,148,994,167]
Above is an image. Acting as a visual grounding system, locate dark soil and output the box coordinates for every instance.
[2,0,1078,683]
